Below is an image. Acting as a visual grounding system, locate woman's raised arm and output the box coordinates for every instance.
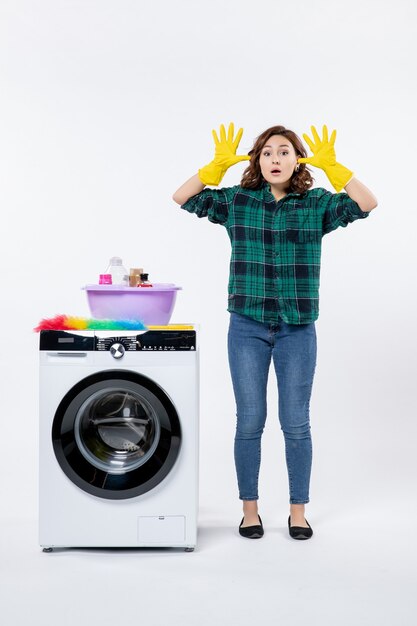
[172,173,205,205]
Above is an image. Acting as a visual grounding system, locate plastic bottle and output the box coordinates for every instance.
[129,267,144,287]
[105,257,128,286]
[138,273,153,287]
[99,274,112,285]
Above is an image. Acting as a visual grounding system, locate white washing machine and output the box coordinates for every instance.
[39,327,199,551]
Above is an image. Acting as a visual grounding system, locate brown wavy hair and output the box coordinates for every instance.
[240,125,314,194]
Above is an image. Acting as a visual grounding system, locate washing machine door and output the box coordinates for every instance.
[52,370,181,499]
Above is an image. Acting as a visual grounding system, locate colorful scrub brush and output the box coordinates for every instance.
[34,314,147,332]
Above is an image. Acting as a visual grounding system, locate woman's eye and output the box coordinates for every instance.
[262,151,288,157]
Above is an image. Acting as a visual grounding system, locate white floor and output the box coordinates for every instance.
[1,500,415,626]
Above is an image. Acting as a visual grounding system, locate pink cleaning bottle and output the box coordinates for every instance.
[99,274,112,284]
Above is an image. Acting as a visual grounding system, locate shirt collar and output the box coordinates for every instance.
[261,181,304,201]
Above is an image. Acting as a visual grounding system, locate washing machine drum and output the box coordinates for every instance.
[52,371,181,499]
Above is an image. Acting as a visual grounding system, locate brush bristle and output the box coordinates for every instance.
[34,314,147,332]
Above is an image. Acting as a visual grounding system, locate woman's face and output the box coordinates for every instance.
[259,135,299,187]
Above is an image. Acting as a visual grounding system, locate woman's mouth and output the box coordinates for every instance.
[271,169,281,175]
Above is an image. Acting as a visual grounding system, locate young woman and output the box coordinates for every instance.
[172,123,377,540]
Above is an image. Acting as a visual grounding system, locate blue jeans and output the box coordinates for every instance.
[227,312,317,504]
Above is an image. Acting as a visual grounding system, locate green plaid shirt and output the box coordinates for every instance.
[181,181,371,324]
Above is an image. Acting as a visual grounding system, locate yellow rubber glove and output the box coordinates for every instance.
[297,125,354,192]
[198,122,250,186]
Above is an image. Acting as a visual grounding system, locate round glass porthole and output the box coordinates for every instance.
[52,371,181,500]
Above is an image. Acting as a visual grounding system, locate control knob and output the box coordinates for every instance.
[110,343,125,359]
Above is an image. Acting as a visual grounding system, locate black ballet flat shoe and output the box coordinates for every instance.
[288,515,313,540]
[239,515,264,539]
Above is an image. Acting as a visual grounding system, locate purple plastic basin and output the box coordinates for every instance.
[83,284,181,325]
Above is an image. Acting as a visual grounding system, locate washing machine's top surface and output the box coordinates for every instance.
[40,326,197,352]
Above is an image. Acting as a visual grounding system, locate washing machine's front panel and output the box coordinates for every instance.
[39,328,199,547]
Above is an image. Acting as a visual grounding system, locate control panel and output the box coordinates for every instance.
[40,330,197,351]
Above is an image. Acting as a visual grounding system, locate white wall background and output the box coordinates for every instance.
[0,0,416,547]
